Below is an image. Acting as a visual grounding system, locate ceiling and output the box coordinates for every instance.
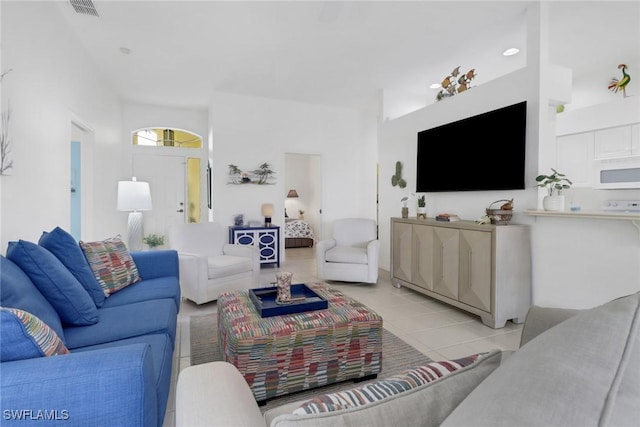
[55,1,640,112]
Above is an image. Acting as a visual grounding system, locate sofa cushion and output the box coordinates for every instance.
[100,276,181,311]
[207,255,253,279]
[39,226,107,307]
[266,350,504,427]
[6,240,99,326]
[63,299,177,350]
[441,292,640,427]
[0,307,69,362]
[325,247,368,264]
[0,256,65,342]
[131,250,180,282]
[80,236,141,295]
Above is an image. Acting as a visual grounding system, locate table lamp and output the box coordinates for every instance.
[261,203,274,227]
[287,189,299,198]
[117,177,152,251]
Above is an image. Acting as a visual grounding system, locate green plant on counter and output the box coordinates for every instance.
[143,234,165,248]
[417,195,426,207]
[535,168,572,196]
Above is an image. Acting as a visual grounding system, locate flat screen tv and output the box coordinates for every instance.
[416,101,527,192]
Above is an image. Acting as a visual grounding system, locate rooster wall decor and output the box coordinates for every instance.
[435,66,477,101]
[608,63,630,97]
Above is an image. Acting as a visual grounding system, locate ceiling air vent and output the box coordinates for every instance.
[69,0,99,17]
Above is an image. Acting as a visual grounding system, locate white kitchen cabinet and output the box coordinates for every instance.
[594,125,634,159]
[557,132,594,187]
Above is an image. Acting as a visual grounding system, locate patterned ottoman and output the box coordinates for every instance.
[217,282,383,402]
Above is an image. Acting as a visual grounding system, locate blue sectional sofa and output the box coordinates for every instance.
[0,227,180,426]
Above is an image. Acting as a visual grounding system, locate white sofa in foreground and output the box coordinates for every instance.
[176,292,639,426]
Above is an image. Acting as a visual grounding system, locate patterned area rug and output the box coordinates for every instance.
[189,312,432,413]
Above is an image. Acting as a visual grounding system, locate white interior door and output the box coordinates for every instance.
[133,154,186,241]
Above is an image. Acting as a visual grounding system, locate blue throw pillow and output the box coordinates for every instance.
[0,307,70,362]
[6,240,99,326]
[0,256,66,342]
[39,227,106,307]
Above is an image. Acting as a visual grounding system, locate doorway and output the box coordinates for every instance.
[132,153,195,241]
[69,118,93,241]
[70,140,81,240]
[284,153,322,249]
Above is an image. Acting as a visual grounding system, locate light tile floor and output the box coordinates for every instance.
[163,247,523,426]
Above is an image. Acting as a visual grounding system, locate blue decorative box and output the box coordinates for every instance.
[249,283,328,317]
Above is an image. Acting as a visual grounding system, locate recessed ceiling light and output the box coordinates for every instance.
[502,47,520,56]
[120,47,131,55]
[429,83,441,89]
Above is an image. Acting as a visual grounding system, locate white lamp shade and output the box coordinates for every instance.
[117,180,152,211]
[261,203,274,217]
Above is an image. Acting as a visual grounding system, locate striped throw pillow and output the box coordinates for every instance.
[80,236,141,295]
[0,307,69,361]
[293,353,487,415]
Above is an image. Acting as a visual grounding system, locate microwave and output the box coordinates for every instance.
[594,156,640,189]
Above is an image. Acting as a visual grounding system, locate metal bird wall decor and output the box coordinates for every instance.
[436,66,477,101]
[608,63,630,97]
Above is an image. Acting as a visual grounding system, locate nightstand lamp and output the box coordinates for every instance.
[261,203,274,227]
[117,177,152,251]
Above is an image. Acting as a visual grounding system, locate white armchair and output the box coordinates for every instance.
[168,222,260,304]
[316,218,380,284]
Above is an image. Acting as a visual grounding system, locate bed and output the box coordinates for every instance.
[284,219,316,248]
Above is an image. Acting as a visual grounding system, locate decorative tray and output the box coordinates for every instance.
[249,283,328,318]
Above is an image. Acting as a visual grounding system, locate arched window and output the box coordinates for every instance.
[132,128,202,148]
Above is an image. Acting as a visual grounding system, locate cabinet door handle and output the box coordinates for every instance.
[177,209,184,213]
[439,246,444,281]
[466,249,472,289]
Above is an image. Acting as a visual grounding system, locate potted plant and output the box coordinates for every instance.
[298,209,305,220]
[143,234,165,249]
[535,168,572,211]
[417,195,427,218]
[400,196,409,218]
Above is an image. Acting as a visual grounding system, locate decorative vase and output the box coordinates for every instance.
[275,272,293,304]
[543,195,565,211]
[417,206,427,219]
[401,207,409,218]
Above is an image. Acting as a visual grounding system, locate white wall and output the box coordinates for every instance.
[378,2,640,309]
[565,59,640,112]
[4,2,636,309]
[534,95,640,308]
[209,92,378,251]
[0,3,379,256]
[378,67,540,271]
[1,1,124,249]
[380,70,640,308]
